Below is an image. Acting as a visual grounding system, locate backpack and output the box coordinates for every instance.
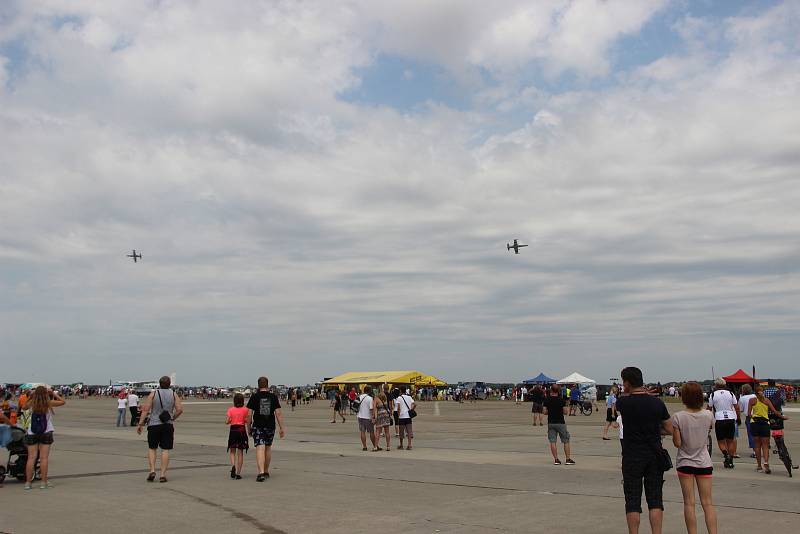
[31,412,48,435]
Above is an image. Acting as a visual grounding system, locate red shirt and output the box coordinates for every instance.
[227,406,249,426]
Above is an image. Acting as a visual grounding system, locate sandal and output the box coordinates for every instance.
[764,464,771,475]
[159,476,168,483]
[147,472,156,482]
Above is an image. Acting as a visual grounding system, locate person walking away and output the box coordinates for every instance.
[615,367,673,534]
[747,386,787,474]
[396,389,416,450]
[569,385,581,416]
[707,379,740,469]
[603,386,619,440]
[375,392,393,451]
[737,385,756,458]
[357,386,378,451]
[127,390,140,426]
[543,384,574,465]
[137,376,183,483]
[671,382,717,534]
[587,384,599,412]
[23,386,65,490]
[246,376,285,481]
[290,389,297,412]
[226,393,250,479]
[331,390,346,423]
[531,385,545,426]
[116,393,127,427]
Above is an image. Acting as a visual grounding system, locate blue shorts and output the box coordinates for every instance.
[252,426,275,447]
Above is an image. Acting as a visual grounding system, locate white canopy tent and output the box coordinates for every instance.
[556,372,596,385]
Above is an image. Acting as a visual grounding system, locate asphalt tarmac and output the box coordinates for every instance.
[2,398,798,533]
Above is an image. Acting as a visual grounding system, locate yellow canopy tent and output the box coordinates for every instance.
[323,371,447,389]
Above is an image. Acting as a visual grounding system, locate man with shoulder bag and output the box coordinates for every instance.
[396,389,416,450]
[137,375,183,483]
[615,367,673,534]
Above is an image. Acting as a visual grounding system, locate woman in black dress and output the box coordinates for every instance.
[331,391,346,423]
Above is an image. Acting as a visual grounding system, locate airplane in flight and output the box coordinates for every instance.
[127,249,142,263]
[506,239,528,254]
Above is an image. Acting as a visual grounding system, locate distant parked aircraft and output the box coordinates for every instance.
[127,250,142,263]
[506,239,528,254]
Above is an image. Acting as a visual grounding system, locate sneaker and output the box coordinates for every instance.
[256,474,265,482]
[565,459,576,465]
[230,466,236,479]
[24,483,33,491]
[40,482,54,489]
[553,458,562,465]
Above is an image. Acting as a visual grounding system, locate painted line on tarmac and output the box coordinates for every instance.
[164,487,287,534]
[290,468,800,515]
[49,462,227,481]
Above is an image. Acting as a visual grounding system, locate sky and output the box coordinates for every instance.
[1,0,798,386]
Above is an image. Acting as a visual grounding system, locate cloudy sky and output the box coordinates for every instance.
[1,0,798,386]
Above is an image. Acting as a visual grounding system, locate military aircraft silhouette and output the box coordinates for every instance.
[506,239,527,254]
[127,250,142,263]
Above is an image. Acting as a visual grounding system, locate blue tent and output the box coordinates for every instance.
[523,373,555,384]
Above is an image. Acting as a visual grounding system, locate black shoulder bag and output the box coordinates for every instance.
[156,389,172,424]
[401,396,417,419]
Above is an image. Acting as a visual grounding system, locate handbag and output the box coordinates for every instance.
[652,441,673,472]
[401,396,417,419]
[156,389,172,424]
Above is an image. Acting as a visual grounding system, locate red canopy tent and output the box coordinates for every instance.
[722,369,755,383]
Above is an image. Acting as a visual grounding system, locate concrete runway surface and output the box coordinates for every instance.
[1,398,797,533]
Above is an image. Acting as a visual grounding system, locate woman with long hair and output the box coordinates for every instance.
[748,385,787,474]
[374,392,393,451]
[24,386,66,490]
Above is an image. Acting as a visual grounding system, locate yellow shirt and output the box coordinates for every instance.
[751,398,769,421]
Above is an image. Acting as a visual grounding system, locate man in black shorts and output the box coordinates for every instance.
[707,378,740,468]
[616,367,673,534]
[137,375,183,483]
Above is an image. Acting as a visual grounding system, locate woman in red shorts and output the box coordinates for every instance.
[671,382,717,534]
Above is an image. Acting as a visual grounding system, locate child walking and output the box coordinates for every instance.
[226,393,251,479]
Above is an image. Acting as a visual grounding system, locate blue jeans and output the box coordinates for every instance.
[116,408,126,426]
[744,416,755,449]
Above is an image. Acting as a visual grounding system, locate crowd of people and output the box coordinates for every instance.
[1,370,795,534]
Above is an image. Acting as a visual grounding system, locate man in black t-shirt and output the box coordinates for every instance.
[615,367,672,534]
[542,384,574,465]
[247,376,286,482]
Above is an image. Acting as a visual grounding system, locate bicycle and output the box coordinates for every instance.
[579,400,593,416]
[770,417,796,477]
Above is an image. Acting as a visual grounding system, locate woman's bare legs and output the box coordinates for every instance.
[696,476,717,534]
[678,476,697,534]
[25,443,39,483]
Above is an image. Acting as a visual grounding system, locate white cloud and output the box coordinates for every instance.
[1,1,799,384]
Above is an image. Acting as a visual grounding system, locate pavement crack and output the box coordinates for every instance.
[164,487,287,534]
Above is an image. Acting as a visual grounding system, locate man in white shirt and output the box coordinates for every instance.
[127,391,140,427]
[396,390,416,450]
[707,378,740,468]
[356,386,377,451]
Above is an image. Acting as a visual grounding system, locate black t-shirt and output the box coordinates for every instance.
[531,388,545,403]
[543,395,566,424]
[247,391,281,429]
[616,394,670,456]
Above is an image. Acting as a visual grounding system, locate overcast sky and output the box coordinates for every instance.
[1,0,798,386]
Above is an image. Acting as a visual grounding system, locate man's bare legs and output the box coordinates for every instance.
[625,509,662,534]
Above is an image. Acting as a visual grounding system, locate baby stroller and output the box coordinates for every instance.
[0,426,40,483]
